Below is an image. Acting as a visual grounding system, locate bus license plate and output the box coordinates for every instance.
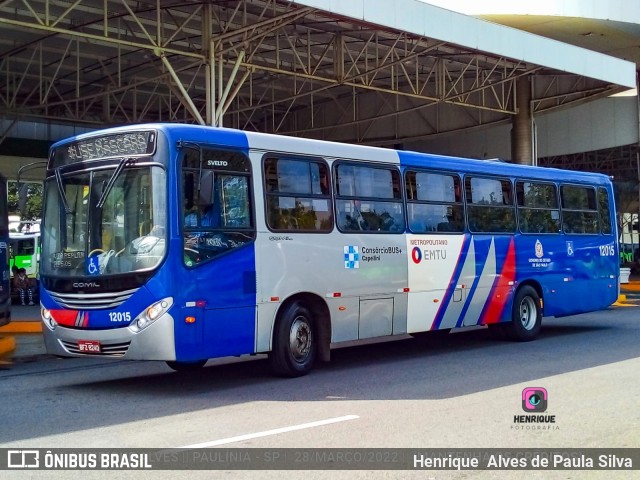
[78,340,101,353]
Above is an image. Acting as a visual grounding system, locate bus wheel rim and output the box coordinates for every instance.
[289,316,311,362]
[519,296,537,330]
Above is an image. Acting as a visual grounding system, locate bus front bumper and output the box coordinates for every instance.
[41,312,176,360]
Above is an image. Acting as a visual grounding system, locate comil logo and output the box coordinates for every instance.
[522,387,548,413]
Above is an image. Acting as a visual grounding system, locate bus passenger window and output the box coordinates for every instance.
[335,164,404,233]
[516,181,560,234]
[598,187,612,234]
[465,176,515,233]
[561,185,598,234]
[405,171,463,233]
[264,157,333,232]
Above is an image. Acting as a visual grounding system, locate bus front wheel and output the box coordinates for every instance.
[506,285,542,341]
[269,302,316,377]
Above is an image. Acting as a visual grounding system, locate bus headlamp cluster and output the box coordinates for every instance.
[132,297,173,332]
[41,306,57,330]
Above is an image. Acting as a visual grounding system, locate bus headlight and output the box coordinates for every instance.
[131,297,173,332]
[41,307,57,330]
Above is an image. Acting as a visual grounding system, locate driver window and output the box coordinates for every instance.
[181,147,255,266]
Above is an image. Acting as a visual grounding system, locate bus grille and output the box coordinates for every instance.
[61,340,130,357]
[48,288,138,310]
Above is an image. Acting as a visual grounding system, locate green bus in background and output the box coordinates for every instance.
[9,228,41,279]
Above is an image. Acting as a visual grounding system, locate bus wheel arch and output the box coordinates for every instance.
[269,293,331,377]
[505,283,543,341]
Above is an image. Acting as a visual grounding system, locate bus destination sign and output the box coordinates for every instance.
[50,131,156,168]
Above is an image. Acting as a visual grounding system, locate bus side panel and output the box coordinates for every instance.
[477,236,516,326]
[406,234,468,332]
[456,236,499,327]
[409,235,515,330]
[514,235,618,317]
[559,235,617,315]
[174,244,257,361]
[256,233,361,344]
[255,232,408,346]
[443,235,514,328]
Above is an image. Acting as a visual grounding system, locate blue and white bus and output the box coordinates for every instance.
[39,124,619,376]
[0,174,10,326]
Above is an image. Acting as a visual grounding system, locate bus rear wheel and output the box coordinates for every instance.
[166,360,207,372]
[505,285,542,341]
[269,302,316,377]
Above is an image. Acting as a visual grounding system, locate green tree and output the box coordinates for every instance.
[8,181,43,220]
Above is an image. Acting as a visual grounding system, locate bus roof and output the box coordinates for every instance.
[50,123,612,187]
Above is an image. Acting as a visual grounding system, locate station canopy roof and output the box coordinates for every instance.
[0,0,635,146]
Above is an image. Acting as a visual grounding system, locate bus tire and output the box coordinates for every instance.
[506,285,542,341]
[269,302,316,377]
[166,360,207,372]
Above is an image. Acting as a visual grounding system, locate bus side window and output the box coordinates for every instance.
[335,163,405,233]
[264,157,333,233]
[561,185,598,234]
[516,181,560,234]
[598,187,612,234]
[465,176,515,233]
[405,171,463,234]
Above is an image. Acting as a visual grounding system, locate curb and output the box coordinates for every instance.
[0,321,43,334]
[0,336,16,356]
[621,286,640,293]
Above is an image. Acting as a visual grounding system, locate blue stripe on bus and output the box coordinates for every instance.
[477,236,516,325]
[432,234,471,330]
[454,236,493,328]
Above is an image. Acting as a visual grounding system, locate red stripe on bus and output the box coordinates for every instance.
[480,238,516,325]
[50,309,81,327]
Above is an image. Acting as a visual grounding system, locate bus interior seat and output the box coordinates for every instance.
[139,220,152,236]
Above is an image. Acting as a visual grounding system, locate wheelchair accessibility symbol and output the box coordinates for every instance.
[87,256,100,275]
[566,241,574,257]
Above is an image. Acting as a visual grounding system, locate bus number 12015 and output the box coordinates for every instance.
[599,244,615,257]
[109,312,131,322]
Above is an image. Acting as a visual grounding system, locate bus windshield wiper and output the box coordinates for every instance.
[54,168,71,214]
[96,157,132,209]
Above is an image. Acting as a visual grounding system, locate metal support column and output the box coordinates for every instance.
[511,76,533,165]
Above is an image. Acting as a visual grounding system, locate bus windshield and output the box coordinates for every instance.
[41,165,166,277]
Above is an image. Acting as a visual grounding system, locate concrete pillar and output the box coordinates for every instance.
[511,76,533,165]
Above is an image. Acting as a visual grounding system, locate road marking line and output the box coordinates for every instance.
[179,414,360,449]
